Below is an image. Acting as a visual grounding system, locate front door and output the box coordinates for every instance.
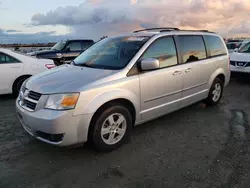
[63,41,83,64]
[0,52,23,94]
[138,36,183,122]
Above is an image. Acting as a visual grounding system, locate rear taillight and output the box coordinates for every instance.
[45,64,56,69]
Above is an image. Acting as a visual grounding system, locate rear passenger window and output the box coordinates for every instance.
[204,35,227,57]
[141,37,177,68]
[6,55,19,63]
[178,36,206,63]
[0,53,20,64]
[0,53,5,63]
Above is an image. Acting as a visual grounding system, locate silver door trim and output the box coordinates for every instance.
[144,89,182,103]
[141,89,208,114]
[141,97,180,114]
[182,82,207,92]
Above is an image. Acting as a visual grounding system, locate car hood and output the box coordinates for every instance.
[25,65,118,94]
[29,49,59,56]
[230,52,250,62]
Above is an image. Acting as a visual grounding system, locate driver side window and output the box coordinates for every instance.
[66,42,82,52]
[141,37,178,68]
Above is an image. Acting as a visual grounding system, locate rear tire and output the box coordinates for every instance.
[89,104,132,152]
[13,76,30,97]
[205,78,224,106]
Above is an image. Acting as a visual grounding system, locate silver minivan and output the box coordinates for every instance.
[16,28,230,151]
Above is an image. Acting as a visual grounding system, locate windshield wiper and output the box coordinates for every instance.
[81,63,97,68]
[73,62,97,68]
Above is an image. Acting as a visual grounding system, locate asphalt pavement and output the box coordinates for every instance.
[0,77,250,188]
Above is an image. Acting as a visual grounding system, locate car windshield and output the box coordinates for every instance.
[226,42,242,50]
[51,41,67,51]
[238,42,250,53]
[73,36,150,70]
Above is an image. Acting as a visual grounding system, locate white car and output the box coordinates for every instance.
[0,48,55,96]
[230,41,250,74]
[226,39,250,53]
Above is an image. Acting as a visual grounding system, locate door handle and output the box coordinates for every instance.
[185,68,192,73]
[173,71,182,76]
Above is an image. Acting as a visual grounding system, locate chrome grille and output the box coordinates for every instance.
[28,91,42,101]
[24,99,37,110]
[230,61,249,67]
[19,88,42,111]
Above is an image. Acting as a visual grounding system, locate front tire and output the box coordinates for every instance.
[205,78,224,106]
[89,104,132,152]
[13,77,30,97]
[53,59,61,66]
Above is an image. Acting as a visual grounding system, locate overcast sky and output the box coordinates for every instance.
[1,0,250,43]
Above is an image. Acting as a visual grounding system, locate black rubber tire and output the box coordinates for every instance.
[204,78,224,106]
[12,77,30,97]
[89,104,132,152]
[53,59,61,66]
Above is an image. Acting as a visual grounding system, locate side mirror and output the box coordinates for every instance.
[140,58,160,71]
[234,48,239,52]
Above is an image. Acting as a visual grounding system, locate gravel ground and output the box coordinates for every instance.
[0,77,249,188]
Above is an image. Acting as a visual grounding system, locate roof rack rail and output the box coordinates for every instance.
[133,27,179,33]
[177,29,216,33]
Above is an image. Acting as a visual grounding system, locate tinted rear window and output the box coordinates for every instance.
[178,35,207,63]
[204,35,227,57]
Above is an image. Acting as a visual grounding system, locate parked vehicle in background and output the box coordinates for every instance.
[226,39,250,53]
[16,28,230,151]
[230,41,250,75]
[27,39,94,66]
[0,48,55,96]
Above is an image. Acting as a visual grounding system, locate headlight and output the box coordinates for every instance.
[18,81,27,100]
[56,53,62,57]
[45,93,79,110]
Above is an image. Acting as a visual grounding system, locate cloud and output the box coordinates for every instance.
[29,0,250,38]
[0,1,7,10]
[31,0,134,26]
[0,28,66,44]
[5,29,22,33]
[2,0,250,43]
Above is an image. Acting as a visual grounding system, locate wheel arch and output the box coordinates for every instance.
[91,98,136,125]
[87,98,136,143]
[12,74,32,93]
[208,68,227,89]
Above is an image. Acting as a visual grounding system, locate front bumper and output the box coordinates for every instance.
[230,65,250,74]
[16,100,92,146]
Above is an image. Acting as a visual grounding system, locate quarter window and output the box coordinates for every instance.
[141,37,178,68]
[204,35,227,57]
[178,36,206,63]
